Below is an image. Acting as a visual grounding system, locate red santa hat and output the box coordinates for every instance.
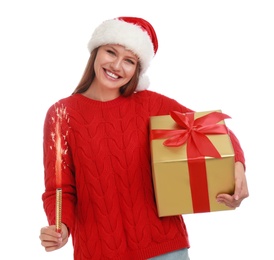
[87,16,158,91]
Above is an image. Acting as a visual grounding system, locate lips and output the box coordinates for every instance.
[105,69,120,79]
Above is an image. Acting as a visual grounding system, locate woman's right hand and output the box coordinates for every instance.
[39,223,69,252]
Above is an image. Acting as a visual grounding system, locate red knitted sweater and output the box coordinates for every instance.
[42,90,245,260]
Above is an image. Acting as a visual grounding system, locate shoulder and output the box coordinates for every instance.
[132,90,193,115]
[46,94,80,112]
[133,90,173,101]
[44,95,75,120]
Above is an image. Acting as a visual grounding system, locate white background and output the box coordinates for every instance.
[0,0,273,259]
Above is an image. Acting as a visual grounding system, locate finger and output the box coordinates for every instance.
[40,226,62,238]
[40,233,62,243]
[216,194,239,208]
[43,243,62,252]
[41,239,61,247]
[233,178,243,201]
[40,236,63,252]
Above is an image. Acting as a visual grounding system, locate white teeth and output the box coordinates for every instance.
[106,70,118,79]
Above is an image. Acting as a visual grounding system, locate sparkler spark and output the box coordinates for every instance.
[52,104,68,188]
[55,117,62,187]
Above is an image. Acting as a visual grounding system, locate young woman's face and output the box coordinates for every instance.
[93,44,138,90]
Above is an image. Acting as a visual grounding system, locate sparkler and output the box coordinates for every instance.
[53,104,68,233]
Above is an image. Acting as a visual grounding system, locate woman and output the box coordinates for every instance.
[39,17,249,260]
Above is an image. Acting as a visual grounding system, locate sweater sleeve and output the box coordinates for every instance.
[41,103,76,234]
[228,129,246,169]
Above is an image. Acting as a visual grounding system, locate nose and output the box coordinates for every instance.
[110,58,122,70]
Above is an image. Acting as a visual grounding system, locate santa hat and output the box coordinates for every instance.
[87,16,158,91]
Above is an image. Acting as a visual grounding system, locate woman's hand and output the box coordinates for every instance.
[39,223,69,252]
[216,162,249,209]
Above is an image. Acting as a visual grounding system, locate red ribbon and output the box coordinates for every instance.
[151,111,230,213]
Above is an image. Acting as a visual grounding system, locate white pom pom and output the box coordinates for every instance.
[136,75,150,91]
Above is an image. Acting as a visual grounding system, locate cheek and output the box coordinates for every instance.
[124,65,137,78]
[94,55,107,76]
[93,56,100,70]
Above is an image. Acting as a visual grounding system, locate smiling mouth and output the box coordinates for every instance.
[105,69,120,79]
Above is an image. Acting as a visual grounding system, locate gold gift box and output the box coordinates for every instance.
[150,110,235,217]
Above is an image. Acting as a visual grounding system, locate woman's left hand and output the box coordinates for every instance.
[216,162,249,209]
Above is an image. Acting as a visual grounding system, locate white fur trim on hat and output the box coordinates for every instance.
[87,18,155,91]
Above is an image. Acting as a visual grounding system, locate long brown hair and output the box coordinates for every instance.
[72,47,141,97]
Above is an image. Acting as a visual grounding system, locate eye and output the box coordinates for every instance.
[125,59,136,65]
[106,49,116,55]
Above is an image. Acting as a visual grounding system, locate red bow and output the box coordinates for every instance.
[151,111,230,159]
